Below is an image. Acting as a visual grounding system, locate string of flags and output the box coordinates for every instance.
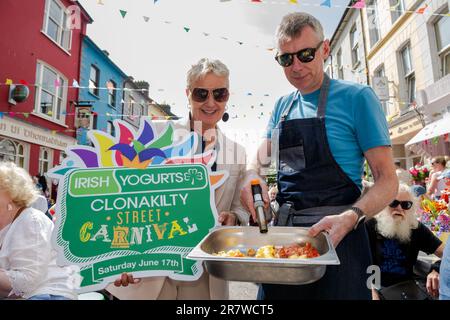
[85,0,450,65]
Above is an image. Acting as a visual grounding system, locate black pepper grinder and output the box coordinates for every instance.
[251,179,268,233]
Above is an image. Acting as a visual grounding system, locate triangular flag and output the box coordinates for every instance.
[0,112,3,119]
[352,0,365,9]
[237,41,243,45]
[97,0,104,5]
[72,79,79,88]
[289,0,298,4]
[143,16,150,22]
[119,10,127,18]
[19,80,28,85]
[5,78,13,85]
[183,27,190,32]
[54,79,60,87]
[417,4,428,14]
[23,113,29,118]
[106,81,114,90]
[320,0,332,8]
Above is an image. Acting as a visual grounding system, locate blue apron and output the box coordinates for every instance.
[260,74,372,300]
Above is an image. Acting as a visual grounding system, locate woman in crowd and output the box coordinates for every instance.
[107,58,249,300]
[427,157,447,199]
[0,162,80,300]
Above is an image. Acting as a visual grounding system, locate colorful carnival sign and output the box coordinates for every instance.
[48,120,228,292]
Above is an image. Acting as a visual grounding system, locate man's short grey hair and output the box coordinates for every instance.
[276,12,325,49]
[186,58,230,89]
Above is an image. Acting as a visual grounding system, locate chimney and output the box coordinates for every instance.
[134,81,150,97]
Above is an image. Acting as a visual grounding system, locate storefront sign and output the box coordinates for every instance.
[0,116,75,150]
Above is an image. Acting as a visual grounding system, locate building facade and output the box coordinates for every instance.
[328,0,450,168]
[78,35,127,143]
[0,0,92,178]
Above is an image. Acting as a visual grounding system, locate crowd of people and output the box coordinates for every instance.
[0,11,449,301]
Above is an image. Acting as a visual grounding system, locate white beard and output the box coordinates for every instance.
[375,208,418,243]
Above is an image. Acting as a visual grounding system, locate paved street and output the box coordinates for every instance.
[229,281,259,300]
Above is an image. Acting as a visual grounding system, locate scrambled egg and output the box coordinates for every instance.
[213,249,245,257]
[255,245,275,258]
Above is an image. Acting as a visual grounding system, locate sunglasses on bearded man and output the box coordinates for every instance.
[190,88,229,103]
[275,41,324,67]
[389,200,413,210]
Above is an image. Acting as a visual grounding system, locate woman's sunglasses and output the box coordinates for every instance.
[389,200,413,210]
[275,41,323,67]
[191,88,229,103]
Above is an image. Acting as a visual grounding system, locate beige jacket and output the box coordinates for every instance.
[106,119,249,299]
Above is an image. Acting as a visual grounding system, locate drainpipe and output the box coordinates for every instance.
[359,8,371,86]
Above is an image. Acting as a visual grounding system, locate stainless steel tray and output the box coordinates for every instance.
[187,226,340,285]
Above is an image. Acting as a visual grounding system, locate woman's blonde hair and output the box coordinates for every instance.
[0,161,39,207]
[186,58,229,89]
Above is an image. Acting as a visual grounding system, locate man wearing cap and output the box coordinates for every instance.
[240,12,398,300]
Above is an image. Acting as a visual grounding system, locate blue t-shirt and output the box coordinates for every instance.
[266,79,391,189]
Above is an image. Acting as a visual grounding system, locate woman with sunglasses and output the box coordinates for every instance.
[241,12,397,300]
[426,157,447,199]
[366,184,445,300]
[106,58,249,300]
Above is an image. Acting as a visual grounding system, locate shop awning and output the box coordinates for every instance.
[405,114,450,157]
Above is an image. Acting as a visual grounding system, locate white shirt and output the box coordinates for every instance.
[0,207,80,299]
[30,195,49,215]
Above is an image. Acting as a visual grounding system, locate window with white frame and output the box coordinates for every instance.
[89,65,100,96]
[374,65,388,115]
[34,62,67,122]
[390,0,405,24]
[108,80,116,107]
[0,138,26,168]
[39,147,52,175]
[128,96,135,120]
[400,44,416,106]
[350,25,360,68]
[367,0,381,47]
[337,48,344,79]
[434,12,450,77]
[59,150,67,165]
[42,0,72,51]
[140,103,146,118]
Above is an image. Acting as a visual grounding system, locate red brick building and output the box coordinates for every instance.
[0,0,92,188]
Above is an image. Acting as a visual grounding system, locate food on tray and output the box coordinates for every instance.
[213,242,320,259]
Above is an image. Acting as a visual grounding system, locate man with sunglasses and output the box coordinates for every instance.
[366,184,445,299]
[240,12,398,300]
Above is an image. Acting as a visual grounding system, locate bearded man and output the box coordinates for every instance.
[366,184,445,299]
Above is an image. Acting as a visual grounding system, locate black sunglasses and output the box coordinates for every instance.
[275,41,324,67]
[389,200,413,210]
[191,88,229,103]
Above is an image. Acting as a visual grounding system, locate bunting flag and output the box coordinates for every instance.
[119,10,127,18]
[320,0,332,8]
[352,0,365,9]
[417,4,428,14]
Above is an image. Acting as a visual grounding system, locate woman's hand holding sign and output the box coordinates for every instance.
[113,273,141,287]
